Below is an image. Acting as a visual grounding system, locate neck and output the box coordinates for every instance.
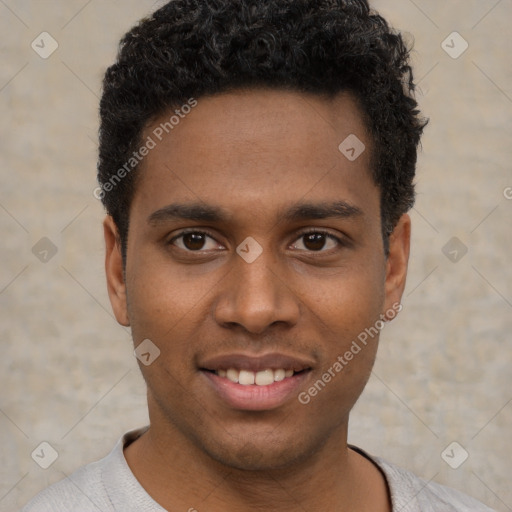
[124,417,391,512]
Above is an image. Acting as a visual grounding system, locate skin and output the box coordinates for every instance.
[104,89,410,511]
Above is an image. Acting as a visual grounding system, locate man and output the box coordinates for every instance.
[23,0,495,510]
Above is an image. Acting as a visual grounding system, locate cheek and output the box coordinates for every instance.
[125,243,215,335]
[127,275,201,387]
[301,260,386,386]
[304,258,386,328]
[125,268,189,352]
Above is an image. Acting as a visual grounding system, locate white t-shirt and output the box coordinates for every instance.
[22,427,496,512]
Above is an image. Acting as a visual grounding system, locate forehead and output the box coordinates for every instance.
[132,88,377,223]
[148,89,368,159]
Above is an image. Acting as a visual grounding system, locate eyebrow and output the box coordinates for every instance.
[147,200,363,226]
[148,203,227,225]
[282,201,363,222]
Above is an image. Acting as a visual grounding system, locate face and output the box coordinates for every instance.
[104,89,410,471]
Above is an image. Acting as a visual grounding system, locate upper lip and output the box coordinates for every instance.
[199,352,314,373]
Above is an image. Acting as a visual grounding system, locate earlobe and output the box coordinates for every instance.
[383,213,411,319]
[103,216,130,326]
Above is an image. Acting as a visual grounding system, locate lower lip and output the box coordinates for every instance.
[201,370,310,411]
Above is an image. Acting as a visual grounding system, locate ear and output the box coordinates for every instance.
[383,213,411,319]
[103,215,130,326]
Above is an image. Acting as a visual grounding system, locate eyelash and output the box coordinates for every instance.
[291,228,345,251]
[168,228,346,252]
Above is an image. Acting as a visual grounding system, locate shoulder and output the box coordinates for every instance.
[21,428,152,512]
[21,458,111,512]
[373,454,496,512]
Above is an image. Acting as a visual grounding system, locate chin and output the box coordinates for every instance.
[201,432,323,472]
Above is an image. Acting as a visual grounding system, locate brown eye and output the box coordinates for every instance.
[291,231,341,252]
[171,231,223,252]
[303,233,327,251]
[182,233,207,250]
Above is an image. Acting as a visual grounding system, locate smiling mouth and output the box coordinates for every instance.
[199,353,314,410]
[203,368,309,386]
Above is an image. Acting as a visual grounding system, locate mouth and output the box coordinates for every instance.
[205,367,306,386]
[199,353,313,410]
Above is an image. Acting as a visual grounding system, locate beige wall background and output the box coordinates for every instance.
[1,1,511,511]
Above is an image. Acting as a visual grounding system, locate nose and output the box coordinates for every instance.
[213,248,300,334]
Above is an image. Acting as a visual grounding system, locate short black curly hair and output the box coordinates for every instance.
[98,0,426,259]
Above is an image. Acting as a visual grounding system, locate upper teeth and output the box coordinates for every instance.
[216,368,294,386]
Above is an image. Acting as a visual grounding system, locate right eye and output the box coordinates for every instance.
[169,231,225,252]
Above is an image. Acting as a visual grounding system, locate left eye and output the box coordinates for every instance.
[171,232,222,251]
[291,232,339,252]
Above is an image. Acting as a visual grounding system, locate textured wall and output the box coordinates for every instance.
[1,1,511,511]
